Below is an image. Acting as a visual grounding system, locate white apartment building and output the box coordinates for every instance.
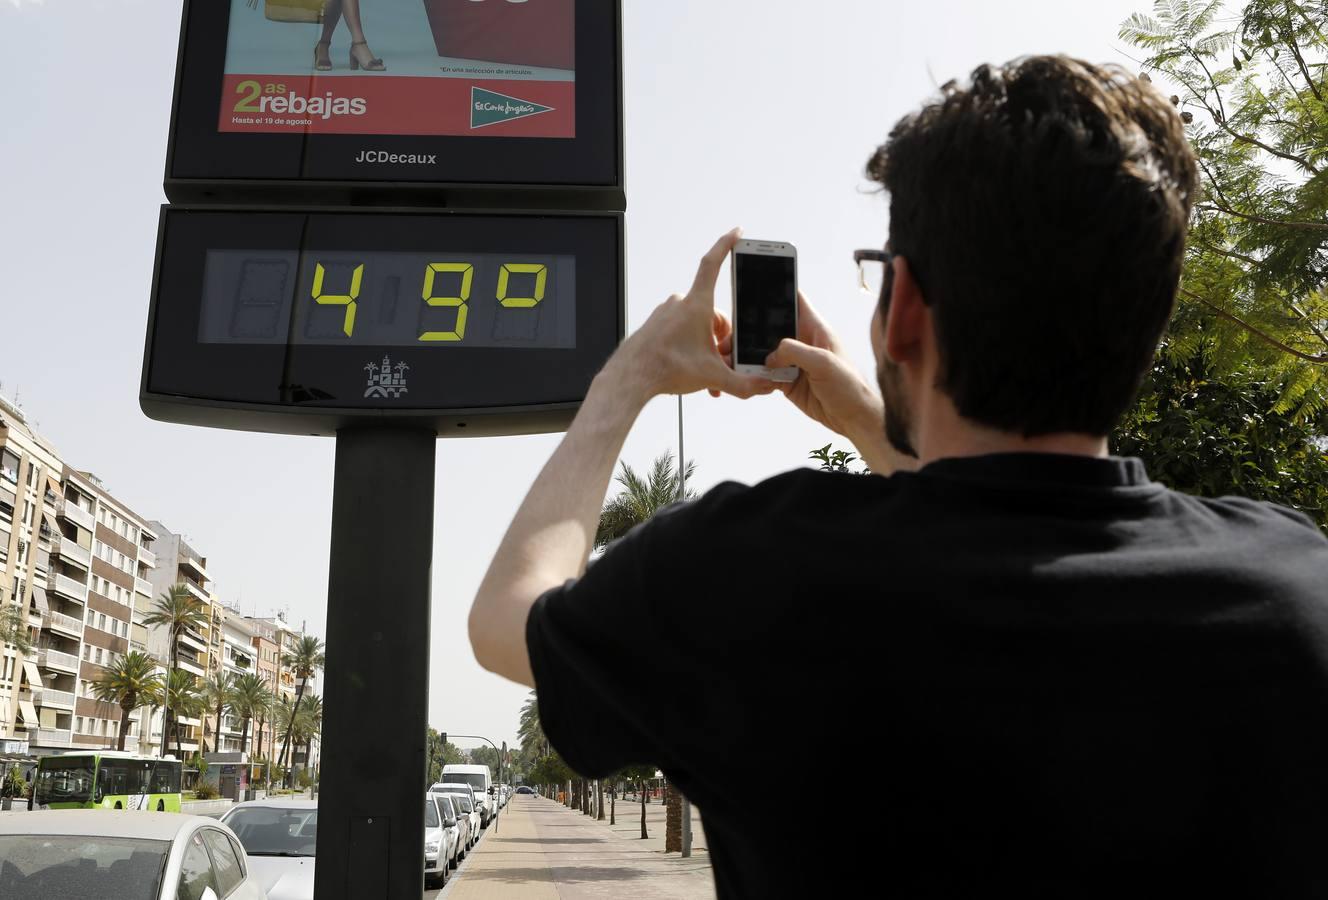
[0,387,160,756]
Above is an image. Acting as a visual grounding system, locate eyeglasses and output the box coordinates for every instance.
[853,248,894,304]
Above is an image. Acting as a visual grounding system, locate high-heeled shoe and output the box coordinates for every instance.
[349,41,385,72]
[313,40,332,72]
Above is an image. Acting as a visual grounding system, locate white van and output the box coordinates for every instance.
[442,764,494,825]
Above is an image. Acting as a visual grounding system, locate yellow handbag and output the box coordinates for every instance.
[251,0,326,25]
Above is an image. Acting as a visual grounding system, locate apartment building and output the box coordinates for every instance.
[0,397,163,756]
[214,606,256,754]
[0,395,66,753]
[141,520,216,756]
[246,614,320,776]
[62,470,160,754]
[248,617,280,760]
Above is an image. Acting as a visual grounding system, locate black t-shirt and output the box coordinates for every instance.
[526,454,1328,898]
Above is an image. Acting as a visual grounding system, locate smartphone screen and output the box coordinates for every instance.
[734,253,796,365]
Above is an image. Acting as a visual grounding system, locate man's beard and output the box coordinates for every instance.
[877,358,919,459]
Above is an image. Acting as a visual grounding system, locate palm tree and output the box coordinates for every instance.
[277,635,325,787]
[158,669,204,759]
[141,585,208,757]
[298,695,323,785]
[0,603,33,654]
[230,673,271,755]
[594,453,697,549]
[91,651,161,752]
[201,672,234,754]
[518,691,549,759]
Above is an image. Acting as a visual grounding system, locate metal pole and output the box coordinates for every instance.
[314,427,434,900]
[677,396,693,859]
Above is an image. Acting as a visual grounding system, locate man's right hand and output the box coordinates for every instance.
[763,294,904,475]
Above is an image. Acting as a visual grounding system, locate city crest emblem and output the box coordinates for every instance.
[364,356,409,399]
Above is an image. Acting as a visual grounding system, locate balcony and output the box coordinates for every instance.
[178,656,205,677]
[135,576,153,597]
[181,629,208,653]
[52,573,87,603]
[31,728,74,748]
[181,578,208,602]
[38,648,81,673]
[137,546,157,568]
[35,688,76,709]
[58,499,95,532]
[43,610,84,638]
[53,537,92,570]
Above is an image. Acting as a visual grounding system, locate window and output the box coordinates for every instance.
[176,832,218,900]
[82,645,90,660]
[75,716,84,733]
[98,613,106,631]
[202,829,245,896]
[95,647,104,665]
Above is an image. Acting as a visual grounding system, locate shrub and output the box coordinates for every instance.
[192,783,220,801]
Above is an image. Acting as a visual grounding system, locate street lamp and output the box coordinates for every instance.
[445,732,505,835]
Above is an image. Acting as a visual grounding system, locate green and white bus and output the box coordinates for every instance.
[29,751,182,812]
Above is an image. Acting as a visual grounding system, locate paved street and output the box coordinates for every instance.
[429,796,714,899]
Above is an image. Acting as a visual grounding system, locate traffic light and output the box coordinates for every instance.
[440,732,447,747]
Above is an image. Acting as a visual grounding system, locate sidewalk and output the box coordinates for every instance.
[442,796,716,899]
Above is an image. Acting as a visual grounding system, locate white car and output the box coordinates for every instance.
[433,793,467,866]
[0,809,265,900]
[220,799,317,900]
[442,789,482,850]
[424,793,456,889]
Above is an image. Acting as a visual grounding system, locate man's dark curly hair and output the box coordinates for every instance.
[869,55,1198,437]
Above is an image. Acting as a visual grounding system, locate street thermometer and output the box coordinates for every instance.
[144,3,624,898]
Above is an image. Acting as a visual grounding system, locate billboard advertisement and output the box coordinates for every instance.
[220,0,575,138]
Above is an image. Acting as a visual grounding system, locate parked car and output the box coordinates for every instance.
[0,809,265,900]
[516,785,535,795]
[432,792,464,870]
[446,791,482,850]
[442,764,494,826]
[219,798,317,900]
[424,793,454,889]
[430,787,472,858]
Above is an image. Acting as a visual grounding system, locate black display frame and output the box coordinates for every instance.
[141,206,625,436]
[165,0,623,208]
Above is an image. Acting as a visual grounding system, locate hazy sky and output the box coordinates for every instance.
[1,0,1153,749]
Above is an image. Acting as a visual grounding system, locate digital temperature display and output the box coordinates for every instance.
[200,251,575,348]
[141,207,622,436]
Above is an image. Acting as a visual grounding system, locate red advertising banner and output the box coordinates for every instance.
[218,75,575,137]
[423,0,575,70]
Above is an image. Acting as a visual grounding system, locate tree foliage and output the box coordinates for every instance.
[809,444,869,474]
[594,452,696,549]
[1114,0,1328,529]
[1120,0,1328,419]
[0,603,32,654]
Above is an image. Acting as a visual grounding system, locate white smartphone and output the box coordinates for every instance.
[730,239,798,382]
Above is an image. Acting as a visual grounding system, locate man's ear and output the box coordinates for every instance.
[882,255,930,365]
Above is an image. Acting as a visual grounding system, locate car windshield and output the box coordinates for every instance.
[33,757,95,806]
[225,807,318,857]
[0,835,168,899]
[445,772,487,794]
[436,796,455,820]
[424,799,440,828]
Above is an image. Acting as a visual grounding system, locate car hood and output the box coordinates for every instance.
[248,855,316,900]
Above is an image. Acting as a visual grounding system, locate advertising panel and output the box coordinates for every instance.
[220,0,575,138]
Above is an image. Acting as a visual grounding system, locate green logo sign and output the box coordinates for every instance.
[470,88,553,129]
